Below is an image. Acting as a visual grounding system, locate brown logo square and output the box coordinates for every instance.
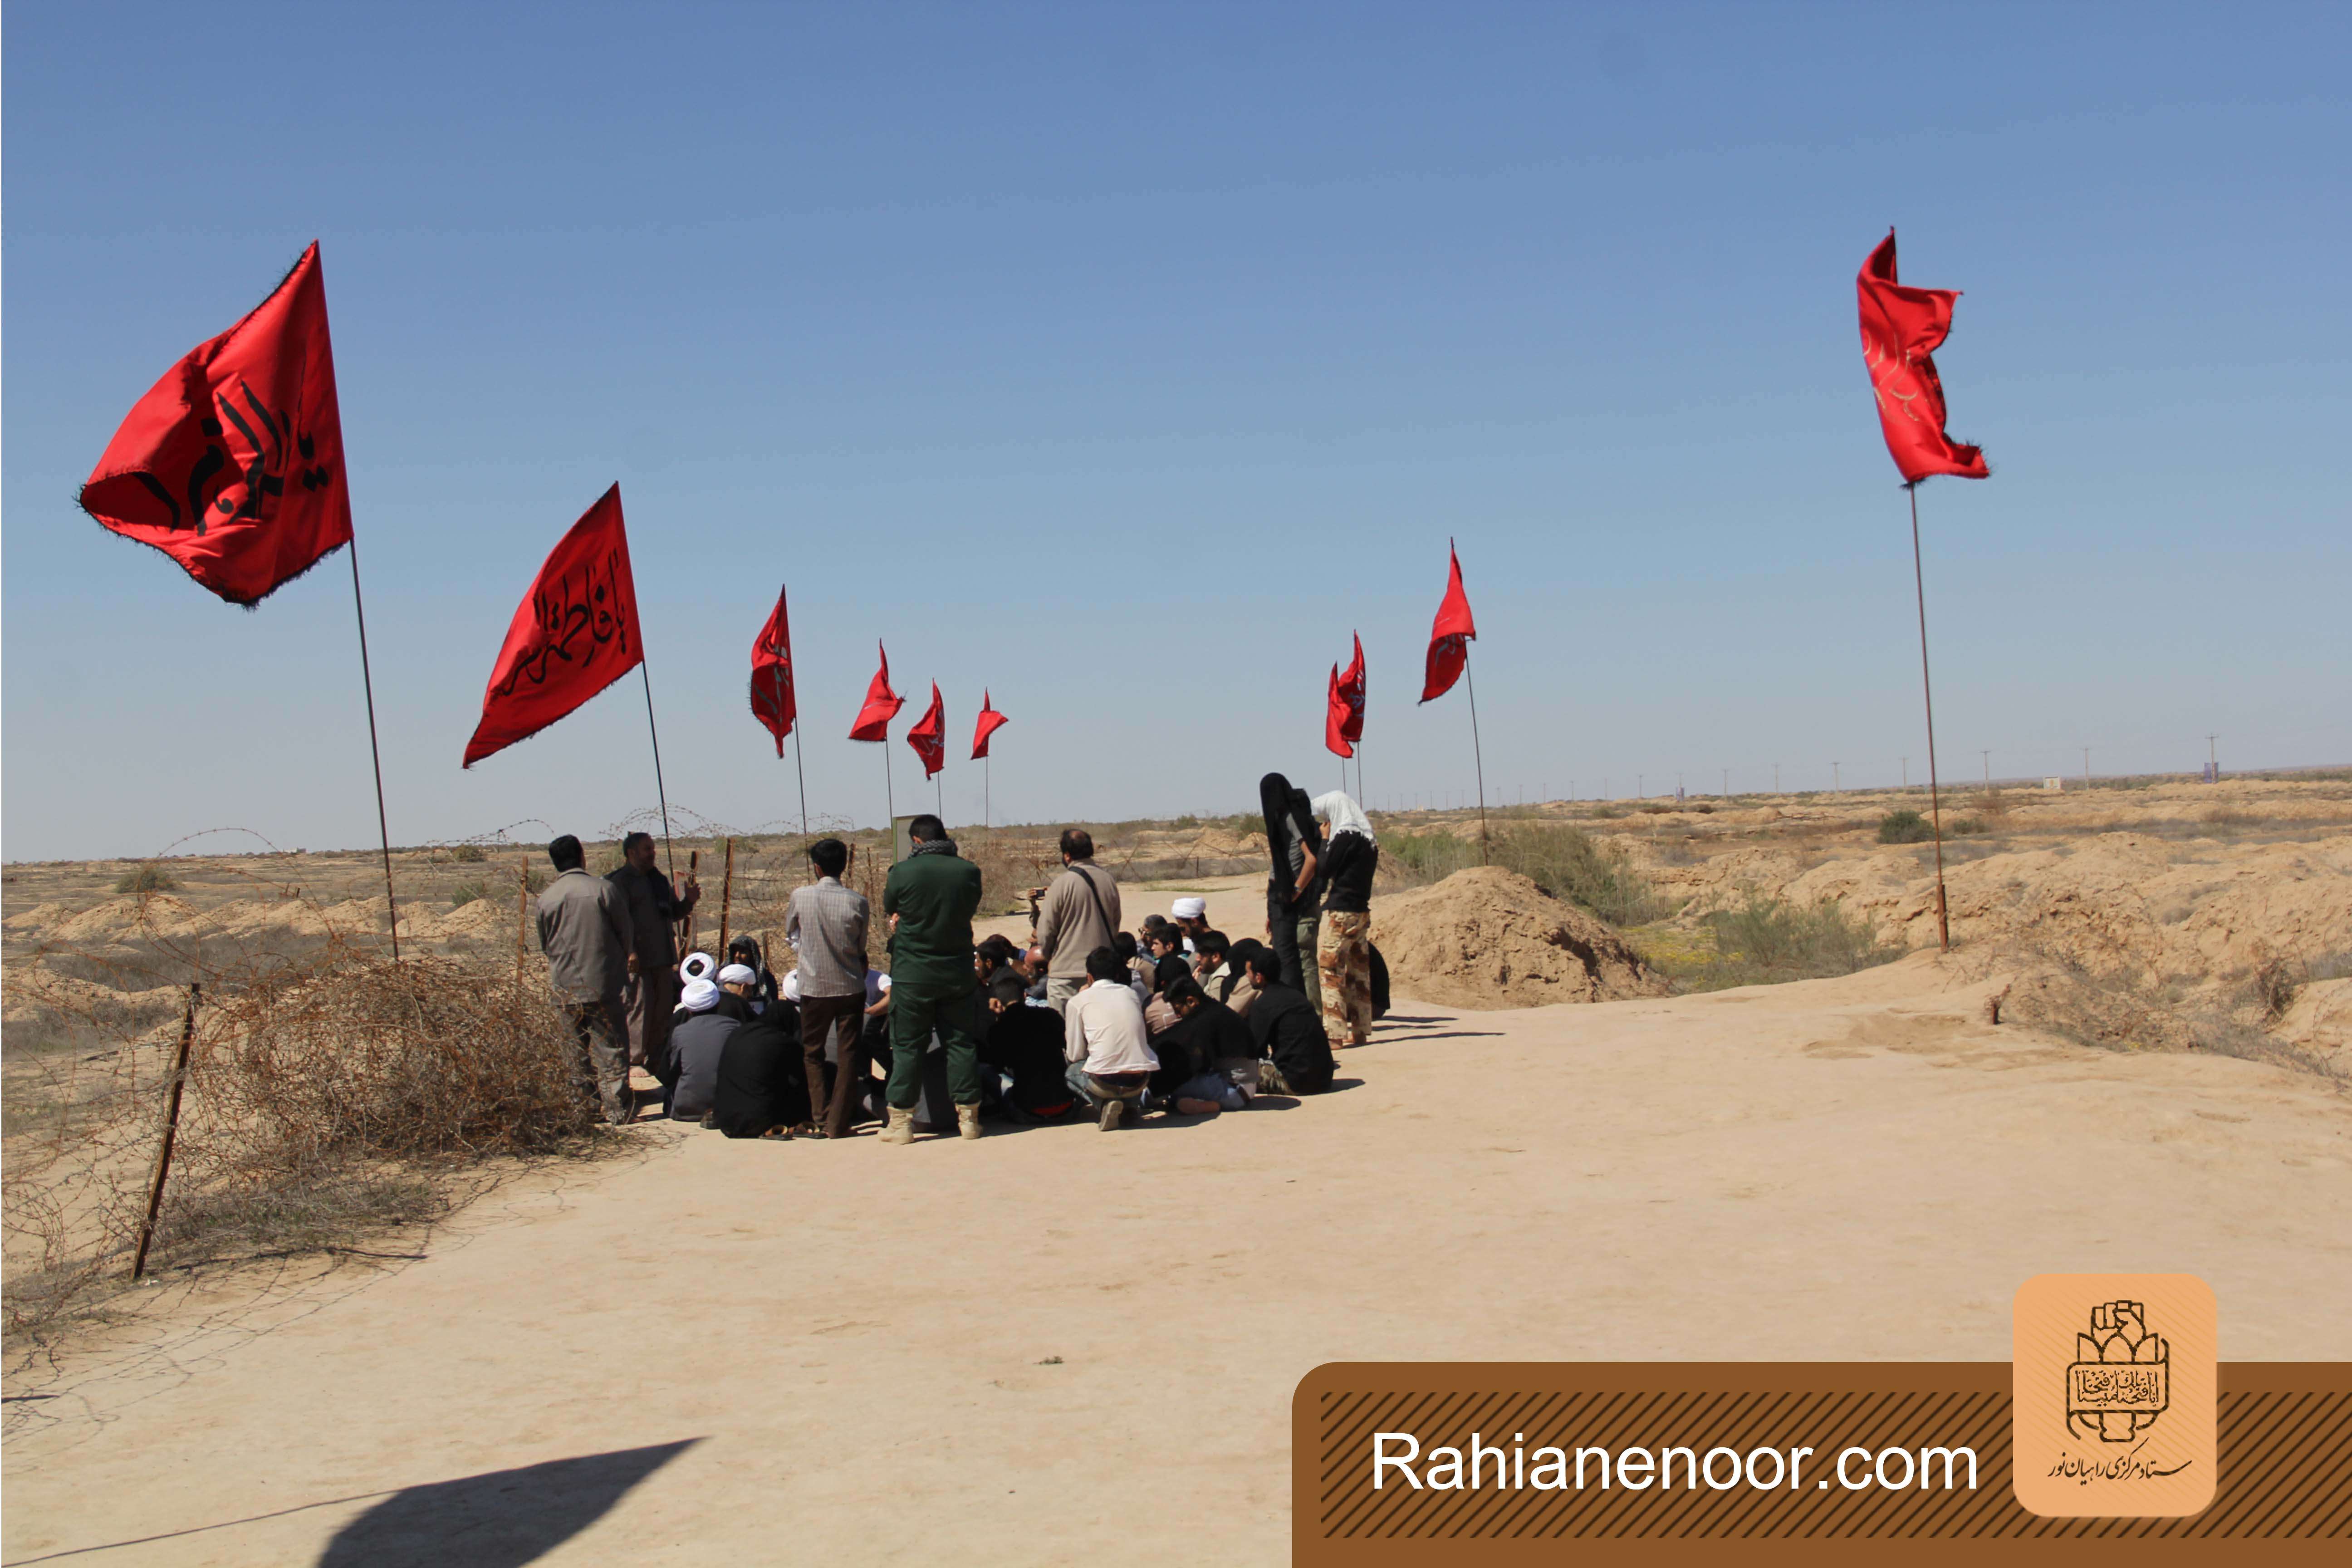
[2012,1274,2216,1518]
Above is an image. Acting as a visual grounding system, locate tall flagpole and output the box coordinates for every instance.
[1463,654,1491,862]
[791,726,810,839]
[346,539,400,960]
[640,662,675,876]
[985,755,991,833]
[1908,482,1952,951]
[882,744,896,861]
[778,587,809,838]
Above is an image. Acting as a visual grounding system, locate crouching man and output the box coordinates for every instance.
[1063,945,1158,1131]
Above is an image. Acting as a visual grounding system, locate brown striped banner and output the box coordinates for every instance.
[1293,1362,2352,1563]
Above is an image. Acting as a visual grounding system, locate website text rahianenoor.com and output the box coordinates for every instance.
[1371,1433,1979,1494]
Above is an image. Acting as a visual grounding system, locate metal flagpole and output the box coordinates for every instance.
[640,661,676,876]
[346,539,400,959]
[1907,482,1952,951]
[776,588,809,838]
[883,744,896,862]
[985,755,991,834]
[1463,654,1491,862]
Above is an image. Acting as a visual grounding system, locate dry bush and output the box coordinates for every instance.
[5,940,617,1343]
[111,862,178,894]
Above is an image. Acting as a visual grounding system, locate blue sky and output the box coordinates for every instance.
[6,2,2347,862]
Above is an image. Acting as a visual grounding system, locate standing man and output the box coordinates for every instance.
[786,837,872,1139]
[535,834,636,1125]
[607,830,700,1072]
[1259,773,1324,1012]
[1032,828,1121,1014]
[880,814,986,1143]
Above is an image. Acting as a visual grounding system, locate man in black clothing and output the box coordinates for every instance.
[710,995,811,1137]
[979,969,1078,1122]
[1241,948,1334,1095]
[1164,975,1259,1109]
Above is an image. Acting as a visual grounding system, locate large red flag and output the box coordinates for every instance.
[748,585,797,755]
[906,683,946,779]
[1419,546,1477,703]
[1324,666,1354,760]
[848,643,903,741]
[972,690,1009,760]
[79,242,353,606]
[1857,230,1989,483]
[463,485,642,768]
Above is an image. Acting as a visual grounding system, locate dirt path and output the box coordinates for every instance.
[6,955,2348,1566]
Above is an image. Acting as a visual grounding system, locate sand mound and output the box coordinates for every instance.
[1370,866,1668,1010]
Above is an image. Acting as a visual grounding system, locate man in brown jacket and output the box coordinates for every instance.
[1032,828,1121,1014]
[535,834,636,1124]
[605,830,699,1069]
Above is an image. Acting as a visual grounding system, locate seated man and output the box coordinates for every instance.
[1164,975,1258,1110]
[1189,929,1232,995]
[980,968,1078,1122]
[975,933,1019,984]
[1144,926,1186,968]
[667,975,743,1122]
[1063,945,1158,1131]
[1221,938,1271,1016]
[710,978,810,1138]
[723,935,782,1012]
[1242,948,1334,1095]
[1170,896,1209,950]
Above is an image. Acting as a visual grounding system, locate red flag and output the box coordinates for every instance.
[848,643,903,741]
[1857,230,1989,483]
[1338,632,1366,744]
[79,242,354,606]
[1419,545,1477,703]
[1324,666,1354,760]
[463,485,642,768]
[906,683,946,779]
[749,584,797,755]
[972,690,1009,760]
[1324,635,1366,759]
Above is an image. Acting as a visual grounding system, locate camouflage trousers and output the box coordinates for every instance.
[1317,911,1373,1045]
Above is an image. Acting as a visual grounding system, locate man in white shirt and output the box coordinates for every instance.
[1063,945,1158,1131]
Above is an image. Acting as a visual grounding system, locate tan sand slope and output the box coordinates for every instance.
[1370,866,1667,1010]
[7,956,2346,1565]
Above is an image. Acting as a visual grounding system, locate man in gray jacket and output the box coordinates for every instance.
[1032,828,1121,1013]
[536,834,636,1125]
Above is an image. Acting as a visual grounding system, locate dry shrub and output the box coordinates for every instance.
[5,944,615,1343]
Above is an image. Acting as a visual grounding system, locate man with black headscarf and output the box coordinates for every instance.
[1259,773,1324,1014]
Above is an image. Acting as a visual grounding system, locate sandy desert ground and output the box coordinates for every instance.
[4,779,2348,1563]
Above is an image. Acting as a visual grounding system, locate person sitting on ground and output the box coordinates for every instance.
[1145,926,1186,968]
[710,975,812,1138]
[1143,951,1190,1036]
[980,968,1078,1122]
[1221,938,1270,1015]
[1190,929,1232,995]
[1063,945,1158,1131]
[1033,828,1122,1013]
[667,975,744,1123]
[1242,948,1335,1095]
[1170,896,1209,948]
[1114,930,1153,997]
[1139,913,1175,955]
[679,950,717,985]
[975,934,1019,984]
[724,935,782,1013]
[1163,975,1255,1112]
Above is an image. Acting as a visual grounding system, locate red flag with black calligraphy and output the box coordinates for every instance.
[971,690,1009,760]
[906,683,946,779]
[79,241,354,606]
[749,584,797,755]
[1857,230,1990,483]
[1419,546,1476,704]
[848,643,903,741]
[462,485,643,768]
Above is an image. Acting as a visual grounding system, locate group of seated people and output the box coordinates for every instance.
[639,905,1375,1139]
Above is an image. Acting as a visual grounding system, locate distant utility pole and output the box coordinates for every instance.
[2207,734,2220,781]
[2082,746,2092,789]
[1638,773,1645,799]
[1774,763,1781,792]
[1833,761,1842,792]
[1980,750,1991,787]
[1721,768,1729,798]
[1901,756,1909,789]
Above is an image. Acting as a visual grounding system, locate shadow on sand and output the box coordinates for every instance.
[316,1440,698,1567]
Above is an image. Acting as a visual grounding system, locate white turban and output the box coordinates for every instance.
[681,976,720,1013]
[1171,896,1207,920]
[717,963,756,987]
[679,951,716,983]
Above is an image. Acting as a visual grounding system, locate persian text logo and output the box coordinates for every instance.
[2067,1299,2168,1444]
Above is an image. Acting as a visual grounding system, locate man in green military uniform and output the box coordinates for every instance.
[879,813,986,1143]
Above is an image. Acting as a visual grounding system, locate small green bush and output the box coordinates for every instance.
[1690,894,1899,988]
[1877,809,1934,844]
[451,880,489,909]
[1383,823,1661,928]
[1950,817,1987,836]
[113,863,178,895]
[449,843,488,863]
